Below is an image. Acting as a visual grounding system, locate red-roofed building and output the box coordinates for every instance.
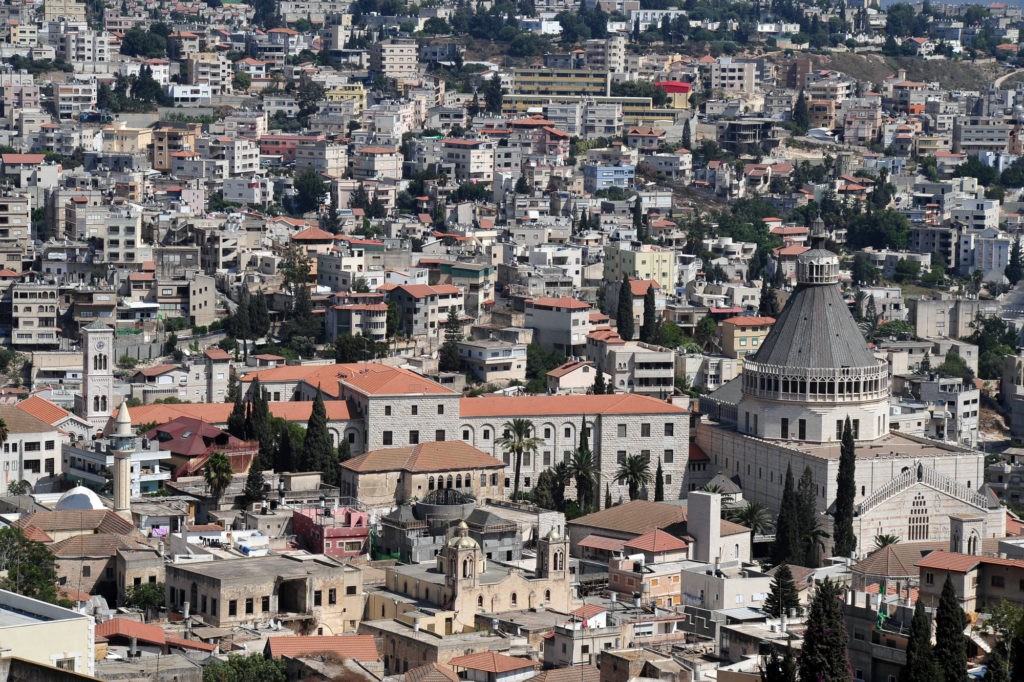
[525,297,593,355]
[264,634,380,661]
[386,284,464,341]
[546,360,611,395]
[916,550,1024,611]
[144,417,258,477]
[292,506,372,558]
[720,315,775,363]
[449,652,538,682]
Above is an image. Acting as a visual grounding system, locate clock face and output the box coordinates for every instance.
[96,341,105,350]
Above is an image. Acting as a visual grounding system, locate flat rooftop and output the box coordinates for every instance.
[391,562,519,586]
[168,553,357,580]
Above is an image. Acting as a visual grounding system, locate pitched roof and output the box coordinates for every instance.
[0,404,60,435]
[722,316,775,326]
[266,634,379,661]
[448,652,538,673]
[629,279,660,297]
[97,618,216,652]
[527,296,591,310]
[547,360,595,379]
[15,510,136,535]
[342,441,504,474]
[144,416,252,458]
[623,529,689,553]
[203,348,232,360]
[852,544,929,578]
[914,550,984,572]
[115,400,353,426]
[577,534,627,552]
[570,500,686,535]
[459,394,686,418]
[136,364,181,377]
[407,663,461,682]
[16,395,71,426]
[292,226,336,241]
[1,153,45,164]
[571,604,606,619]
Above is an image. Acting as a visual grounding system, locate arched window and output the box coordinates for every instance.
[455,474,462,488]
[734,544,739,558]
[554,551,563,571]
[511,593,518,606]
[545,590,551,602]
[462,559,470,578]
[428,476,435,491]
[478,595,484,608]
[908,493,929,541]
[480,473,487,487]
[101,396,107,411]
[446,475,453,488]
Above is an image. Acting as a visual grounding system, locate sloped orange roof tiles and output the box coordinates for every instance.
[449,652,538,673]
[266,634,379,660]
[16,395,71,425]
[342,441,504,474]
[623,528,688,553]
[459,394,686,418]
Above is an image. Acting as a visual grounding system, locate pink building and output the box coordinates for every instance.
[292,506,371,559]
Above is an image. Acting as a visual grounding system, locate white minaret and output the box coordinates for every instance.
[112,400,134,521]
[82,321,114,432]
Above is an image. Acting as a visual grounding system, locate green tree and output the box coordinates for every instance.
[681,117,691,151]
[654,458,664,501]
[759,278,779,317]
[227,388,247,440]
[592,366,606,394]
[496,418,543,501]
[6,480,28,496]
[569,441,598,509]
[797,466,826,566]
[605,483,612,509]
[797,578,850,682]
[338,437,352,464]
[484,72,503,113]
[727,501,773,546]
[1007,236,1023,286]
[773,465,800,565]
[875,534,900,548]
[935,575,967,682]
[832,416,857,558]
[0,527,65,605]
[793,91,810,134]
[986,645,1009,682]
[125,581,165,614]
[225,366,240,404]
[203,653,286,682]
[615,454,653,500]
[639,284,659,343]
[439,307,462,372]
[617,275,635,341]
[763,564,802,618]
[301,390,336,483]
[204,451,234,499]
[243,464,266,504]
[294,170,327,214]
[232,71,252,91]
[386,301,400,339]
[937,351,974,384]
[900,598,938,682]
[694,315,718,351]
[762,639,797,682]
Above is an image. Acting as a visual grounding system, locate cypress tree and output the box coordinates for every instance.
[227,388,247,440]
[243,464,266,505]
[251,289,271,338]
[654,458,664,501]
[338,437,352,463]
[759,278,779,317]
[302,389,336,483]
[793,90,810,133]
[763,564,801,618]
[592,367,606,394]
[935,575,967,682]
[762,639,797,682]
[833,416,857,558]
[225,366,239,404]
[617,275,635,341]
[681,118,691,151]
[797,578,849,682]
[900,598,937,682]
[275,422,297,473]
[640,284,659,343]
[772,465,799,565]
[248,378,274,467]
[632,196,644,241]
[796,466,818,564]
[1006,235,1022,286]
[986,645,1009,682]
[605,484,612,509]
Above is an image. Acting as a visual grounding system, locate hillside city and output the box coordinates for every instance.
[6,0,1024,680]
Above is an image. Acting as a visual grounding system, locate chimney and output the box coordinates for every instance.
[689,491,720,563]
[129,637,137,658]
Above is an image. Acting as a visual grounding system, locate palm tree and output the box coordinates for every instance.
[874,534,901,549]
[615,454,653,501]
[551,461,571,508]
[204,452,233,501]
[702,483,725,494]
[568,447,598,509]
[496,418,543,502]
[725,501,773,545]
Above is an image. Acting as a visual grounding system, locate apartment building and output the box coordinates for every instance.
[0,191,30,243]
[185,53,233,96]
[0,84,40,117]
[151,123,202,173]
[101,122,153,154]
[10,282,60,349]
[103,207,146,266]
[590,340,676,397]
[0,403,67,491]
[44,0,87,21]
[583,164,635,193]
[370,39,418,79]
[514,68,612,97]
[56,29,109,68]
[457,338,528,384]
[603,242,677,290]
[56,82,97,121]
[710,57,756,93]
[958,227,1011,280]
[441,139,494,183]
[352,146,402,181]
[325,302,389,343]
[387,283,464,340]
[195,136,260,176]
[0,590,94,676]
[295,140,349,177]
[525,296,592,356]
[954,116,1011,156]
[719,316,775,364]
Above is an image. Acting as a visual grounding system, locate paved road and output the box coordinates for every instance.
[1001,281,1024,317]
[994,68,1024,88]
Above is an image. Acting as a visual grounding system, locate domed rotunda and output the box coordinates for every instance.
[737,224,890,443]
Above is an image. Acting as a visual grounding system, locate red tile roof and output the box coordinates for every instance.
[577,534,627,552]
[628,279,660,297]
[571,604,606,619]
[97,618,216,652]
[292,226,336,241]
[449,652,538,673]
[459,394,686,418]
[721,316,775,326]
[1,153,45,164]
[16,396,71,426]
[623,529,689,553]
[203,348,231,360]
[527,296,591,310]
[342,441,504,474]
[266,634,379,661]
